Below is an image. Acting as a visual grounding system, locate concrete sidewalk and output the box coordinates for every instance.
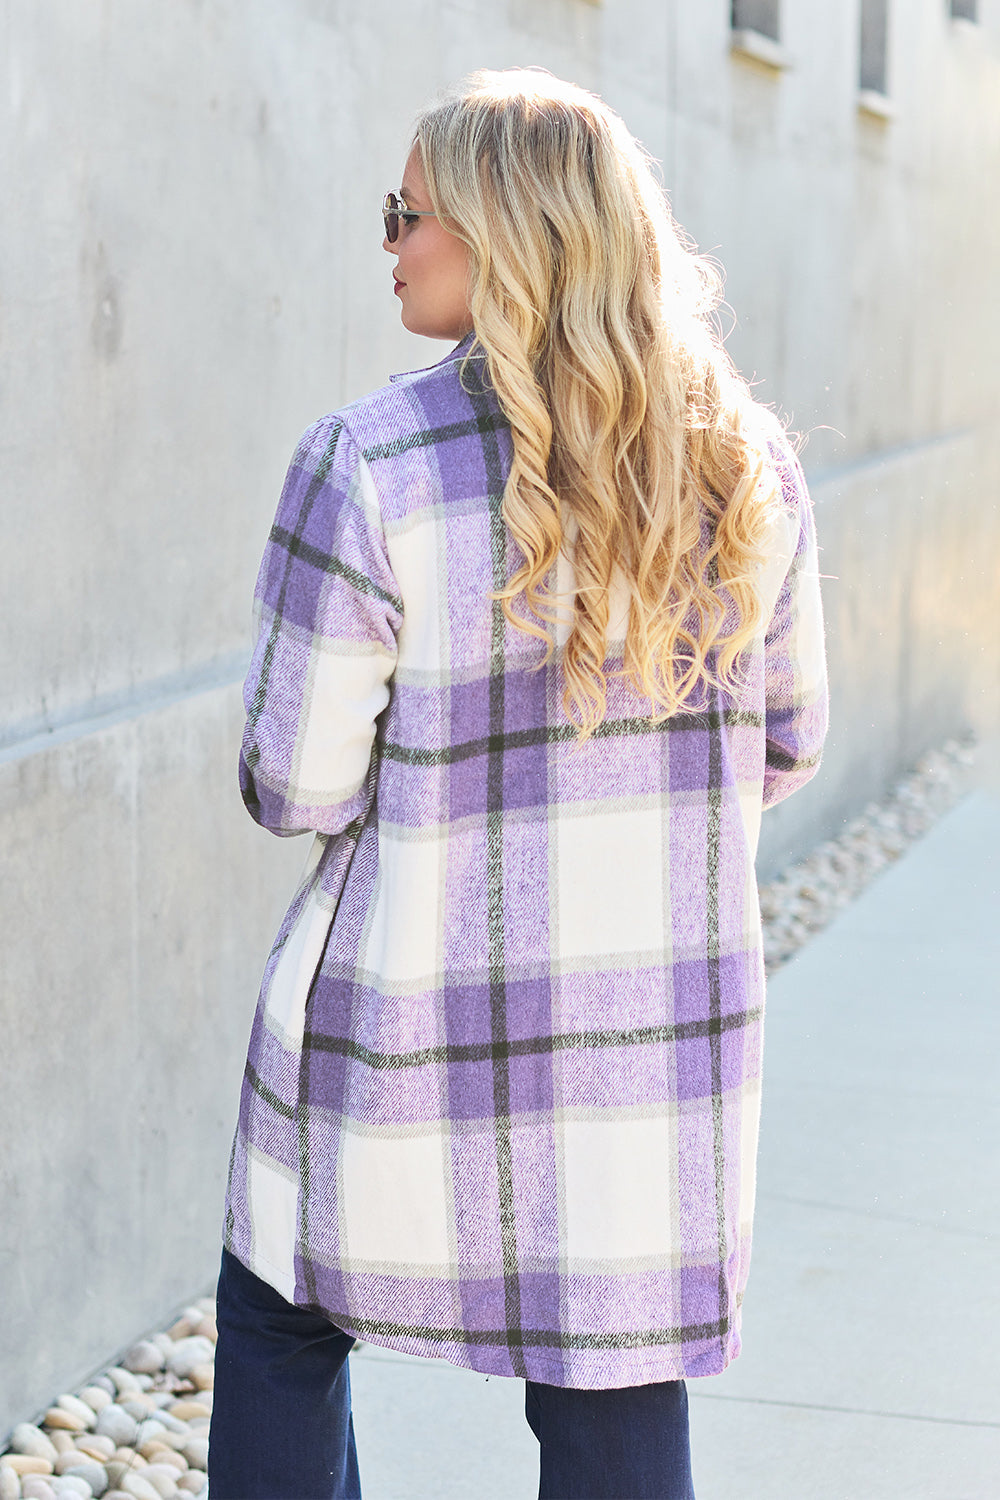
[347,790,1000,1500]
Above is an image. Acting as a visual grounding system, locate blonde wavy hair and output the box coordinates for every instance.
[415,69,782,735]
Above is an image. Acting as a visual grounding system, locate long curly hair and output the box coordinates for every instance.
[415,69,782,735]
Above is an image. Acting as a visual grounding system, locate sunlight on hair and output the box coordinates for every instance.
[416,68,783,736]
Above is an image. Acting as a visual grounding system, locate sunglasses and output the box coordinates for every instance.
[382,191,437,244]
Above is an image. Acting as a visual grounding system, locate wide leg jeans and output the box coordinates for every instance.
[208,1248,696,1500]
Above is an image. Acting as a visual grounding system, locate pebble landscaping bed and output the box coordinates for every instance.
[0,737,977,1500]
[0,1305,215,1500]
[759,735,976,973]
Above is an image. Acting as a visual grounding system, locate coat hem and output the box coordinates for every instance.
[224,1239,742,1391]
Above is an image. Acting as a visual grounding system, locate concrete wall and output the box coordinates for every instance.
[2,0,998,1431]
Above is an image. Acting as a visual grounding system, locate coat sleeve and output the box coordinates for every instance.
[239,415,402,836]
[761,445,829,809]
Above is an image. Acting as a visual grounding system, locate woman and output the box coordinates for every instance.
[209,69,827,1500]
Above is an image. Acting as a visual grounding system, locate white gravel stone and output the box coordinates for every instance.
[118,1477,160,1500]
[141,1417,184,1439]
[20,1481,55,1500]
[0,1467,21,1500]
[75,1392,111,1420]
[163,1341,213,1382]
[107,1458,141,1476]
[50,1478,93,1499]
[160,1407,205,1427]
[139,1471,177,1500]
[104,1375,140,1401]
[130,1430,165,1457]
[142,1457,183,1479]
[53,1402,95,1432]
[60,1468,107,1500]
[122,1347,163,1379]
[10,1433,57,1467]
[92,1415,136,1453]
[177,1443,205,1477]
[135,1441,182,1461]
[71,1440,114,1465]
[1,1462,53,1481]
[41,1416,85,1437]
[113,1411,145,1430]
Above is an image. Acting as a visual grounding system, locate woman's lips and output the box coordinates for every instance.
[393,277,406,294]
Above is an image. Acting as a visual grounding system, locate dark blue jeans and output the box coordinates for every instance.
[208,1248,696,1500]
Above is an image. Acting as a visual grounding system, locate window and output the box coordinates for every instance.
[950,1,978,19]
[731,0,780,43]
[859,0,889,94]
[730,0,789,69]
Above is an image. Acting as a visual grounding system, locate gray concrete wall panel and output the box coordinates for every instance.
[0,685,305,1426]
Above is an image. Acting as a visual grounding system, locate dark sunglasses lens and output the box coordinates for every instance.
[385,211,399,243]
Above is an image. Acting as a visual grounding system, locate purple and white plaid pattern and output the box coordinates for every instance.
[224,338,828,1389]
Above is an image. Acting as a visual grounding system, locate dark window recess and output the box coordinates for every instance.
[950,0,978,19]
[731,0,780,43]
[860,0,889,93]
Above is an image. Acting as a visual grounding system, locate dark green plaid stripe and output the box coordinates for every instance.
[302,1007,764,1072]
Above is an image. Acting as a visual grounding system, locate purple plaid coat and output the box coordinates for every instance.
[224,336,828,1389]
